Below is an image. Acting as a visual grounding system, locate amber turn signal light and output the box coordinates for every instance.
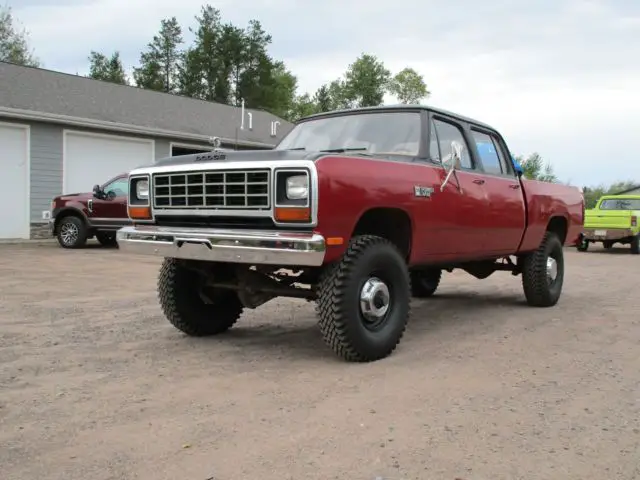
[274,207,311,222]
[128,206,152,220]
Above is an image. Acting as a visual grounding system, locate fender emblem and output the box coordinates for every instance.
[414,186,434,198]
[195,153,226,162]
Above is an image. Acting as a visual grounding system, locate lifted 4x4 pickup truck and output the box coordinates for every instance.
[578,194,640,254]
[116,105,584,362]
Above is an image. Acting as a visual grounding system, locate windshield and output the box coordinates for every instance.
[600,198,640,210]
[276,111,422,156]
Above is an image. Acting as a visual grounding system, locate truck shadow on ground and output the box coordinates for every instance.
[187,291,525,362]
[587,248,634,255]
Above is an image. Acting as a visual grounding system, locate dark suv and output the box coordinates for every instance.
[49,173,132,248]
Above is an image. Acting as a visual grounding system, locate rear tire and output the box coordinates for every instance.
[576,238,589,252]
[315,235,411,362]
[631,235,640,255]
[521,231,564,307]
[56,216,87,249]
[410,269,442,298]
[158,258,243,336]
[96,232,118,247]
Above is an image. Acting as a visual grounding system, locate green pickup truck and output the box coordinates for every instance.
[578,194,640,254]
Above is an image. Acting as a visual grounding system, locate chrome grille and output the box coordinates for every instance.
[152,170,270,210]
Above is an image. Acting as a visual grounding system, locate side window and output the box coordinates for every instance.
[103,178,128,197]
[471,130,504,175]
[432,119,473,169]
[429,120,440,162]
[492,136,514,176]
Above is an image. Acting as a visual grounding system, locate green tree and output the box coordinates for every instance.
[0,5,40,66]
[388,67,429,104]
[133,17,183,93]
[290,93,319,121]
[342,53,391,107]
[263,60,298,120]
[314,85,332,112]
[188,5,225,102]
[176,47,203,98]
[516,152,557,183]
[216,23,245,104]
[88,51,128,84]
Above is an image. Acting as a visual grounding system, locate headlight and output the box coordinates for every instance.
[136,179,149,199]
[285,175,308,200]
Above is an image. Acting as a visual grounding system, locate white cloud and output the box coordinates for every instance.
[10,0,640,186]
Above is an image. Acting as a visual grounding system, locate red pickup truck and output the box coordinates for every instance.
[50,174,131,248]
[116,105,584,362]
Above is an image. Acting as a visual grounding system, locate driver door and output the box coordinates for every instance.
[89,176,129,227]
[419,116,491,258]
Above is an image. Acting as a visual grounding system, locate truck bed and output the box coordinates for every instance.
[518,179,584,252]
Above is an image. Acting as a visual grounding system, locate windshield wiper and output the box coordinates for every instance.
[319,147,368,153]
[285,147,306,151]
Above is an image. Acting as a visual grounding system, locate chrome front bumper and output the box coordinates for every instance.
[116,225,326,266]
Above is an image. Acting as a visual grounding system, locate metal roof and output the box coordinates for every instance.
[298,103,496,131]
[0,61,293,147]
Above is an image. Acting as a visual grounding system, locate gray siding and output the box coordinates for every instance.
[155,139,170,160]
[30,122,63,222]
[25,121,216,224]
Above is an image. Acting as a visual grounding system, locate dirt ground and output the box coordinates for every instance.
[1,241,639,480]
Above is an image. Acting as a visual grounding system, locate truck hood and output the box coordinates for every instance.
[54,192,92,202]
[151,149,330,168]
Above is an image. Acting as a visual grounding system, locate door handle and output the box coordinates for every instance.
[509,184,521,189]
[472,179,485,185]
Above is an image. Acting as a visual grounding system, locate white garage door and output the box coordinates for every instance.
[63,131,154,194]
[0,122,30,239]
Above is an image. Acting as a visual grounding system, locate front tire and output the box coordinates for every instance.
[521,231,564,307]
[410,269,442,298]
[56,215,87,249]
[158,258,244,336]
[316,235,411,362]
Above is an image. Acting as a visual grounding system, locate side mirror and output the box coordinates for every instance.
[513,161,524,178]
[92,184,102,198]
[440,141,463,191]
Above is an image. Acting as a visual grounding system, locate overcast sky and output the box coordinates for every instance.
[9,0,640,187]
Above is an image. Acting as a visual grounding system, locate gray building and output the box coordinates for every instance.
[0,61,293,240]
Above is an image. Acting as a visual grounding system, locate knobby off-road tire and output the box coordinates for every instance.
[158,258,243,336]
[631,235,640,255]
[576,238,589,252]
[315,235,411,362]
[410,269,442,298]
[521,231,564,307]
[56,215,87,249]
[96,232,118,247]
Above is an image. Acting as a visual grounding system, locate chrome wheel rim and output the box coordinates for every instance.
[360,277,391,324]
[546,256,558,283]
[60,223,79,245]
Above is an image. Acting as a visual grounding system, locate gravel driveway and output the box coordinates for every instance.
[1,242,638,480]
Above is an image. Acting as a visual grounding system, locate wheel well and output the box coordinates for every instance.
[546,216,568,244]
[351,208,412,259]
[53,209,86,234]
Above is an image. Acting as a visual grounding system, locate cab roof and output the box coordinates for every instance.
[298,104,497,132]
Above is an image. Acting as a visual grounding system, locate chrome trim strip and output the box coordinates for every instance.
[116,225,326,266]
